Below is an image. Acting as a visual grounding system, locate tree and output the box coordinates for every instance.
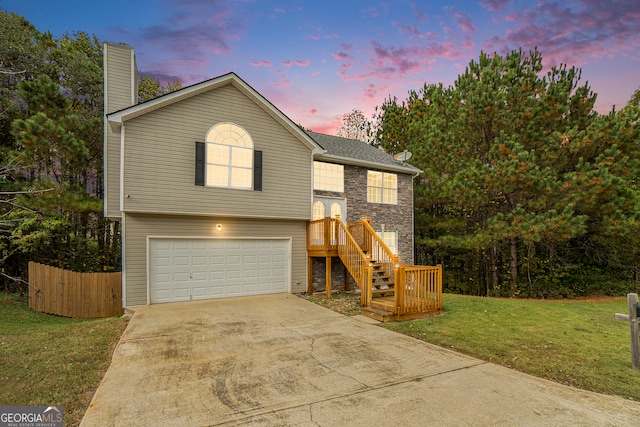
[138,74,182,102]
[336,108,372,142]
[375,49,640,297]
[1,13,121,288]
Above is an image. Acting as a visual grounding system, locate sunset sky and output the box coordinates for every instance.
[3,0,639,134]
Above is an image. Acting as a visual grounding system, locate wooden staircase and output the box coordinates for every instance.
[307,217,442,322]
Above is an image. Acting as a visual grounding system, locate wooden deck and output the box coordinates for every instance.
[307,218,442,322]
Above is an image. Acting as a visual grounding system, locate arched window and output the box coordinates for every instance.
[330,202,342,219]
[205,123,253,189]
[312,201,325,220]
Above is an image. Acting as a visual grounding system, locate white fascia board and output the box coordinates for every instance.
[316,153,423,176]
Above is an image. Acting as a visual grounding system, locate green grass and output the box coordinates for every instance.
[383,293,640,400]
[0,293,127,427]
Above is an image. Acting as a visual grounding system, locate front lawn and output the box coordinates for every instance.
[383,293,639,400]
[307,292,639,400]
[0,293,127,426]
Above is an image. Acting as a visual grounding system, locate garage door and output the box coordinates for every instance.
[149,238,290,303]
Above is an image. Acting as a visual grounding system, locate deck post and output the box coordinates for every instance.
[307,257,313,295]
[344,263,350,291]
[325,256,332,299]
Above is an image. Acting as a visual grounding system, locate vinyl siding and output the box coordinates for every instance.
[120,84,312,218]
[104,43,136,219]
[123,213,308,307]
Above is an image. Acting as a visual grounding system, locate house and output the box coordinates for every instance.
[104,42,441,321]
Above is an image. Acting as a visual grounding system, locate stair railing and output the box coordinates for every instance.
[359,219,398,285]
[334,219,373,307]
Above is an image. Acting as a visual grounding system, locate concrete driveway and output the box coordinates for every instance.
[81,294,640,426]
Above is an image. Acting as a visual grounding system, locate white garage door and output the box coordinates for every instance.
[149,238,290,303]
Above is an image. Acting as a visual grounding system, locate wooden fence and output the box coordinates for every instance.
[28,262,123,318]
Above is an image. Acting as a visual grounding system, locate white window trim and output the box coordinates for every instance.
[205,122,254,190]
[367,171,397,204]
[314,161,344,192]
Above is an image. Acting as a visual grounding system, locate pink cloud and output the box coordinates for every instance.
[368,40,465,76]
[295,59,311,67]
[273,8,285,13]
[481,0,510,12]
[282,60,292,67]
[483,0,640,67]
[273,72,291,89]
[363,83,390,99]
[332,52,352,61]
[411,3,429,23]
[309,34,320,40]
[397,24,427,40]
[250,61,272,67]
[449,8,477,34]
[310,119,342,135]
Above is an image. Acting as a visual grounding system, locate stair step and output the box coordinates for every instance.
[370,296,395,311]
[361,306,394,322]
[372,282,394,289]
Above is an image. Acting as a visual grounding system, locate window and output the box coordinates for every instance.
[314,162,344,192]
[205,123,253,189]
[376,230,398,256]
[312,201,325,220]
[367,171,397,204]
[330,202,342,219]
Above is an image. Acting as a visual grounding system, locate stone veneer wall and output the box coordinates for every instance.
[310,257,356,293]
[314,164,415,265]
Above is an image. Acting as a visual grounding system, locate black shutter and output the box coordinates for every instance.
[254,150,262,191]
[195,141,205,186]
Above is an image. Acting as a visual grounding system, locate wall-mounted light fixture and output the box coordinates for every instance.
[216,224,223,232]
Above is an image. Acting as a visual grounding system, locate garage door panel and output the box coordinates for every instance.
[192,256,207,265]
[228,241,243,250]
[192,271,207,281]
[174,241,190,250]
[149,238,290,303]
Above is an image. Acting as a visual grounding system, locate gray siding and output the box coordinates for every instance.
[121,84,312,219]
[104,43,136,219]
[123,213,308,307]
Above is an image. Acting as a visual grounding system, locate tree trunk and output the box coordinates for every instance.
[491,242,499,291]
[510,238,518,288]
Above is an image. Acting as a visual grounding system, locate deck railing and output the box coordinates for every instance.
[308,218,373,305]
[394,265,442,315]
[307,218,442,317]
[307,217,341,253]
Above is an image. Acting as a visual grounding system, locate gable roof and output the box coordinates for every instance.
[307,131,422,176]
[106,72,323,154]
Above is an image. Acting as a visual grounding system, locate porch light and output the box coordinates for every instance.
[216,224,223,232]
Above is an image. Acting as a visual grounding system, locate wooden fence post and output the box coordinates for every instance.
[614,293,640,371]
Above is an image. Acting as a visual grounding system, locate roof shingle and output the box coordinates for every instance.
[307,131,421,175]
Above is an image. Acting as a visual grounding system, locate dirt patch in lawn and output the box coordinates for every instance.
[300,292,362,316]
